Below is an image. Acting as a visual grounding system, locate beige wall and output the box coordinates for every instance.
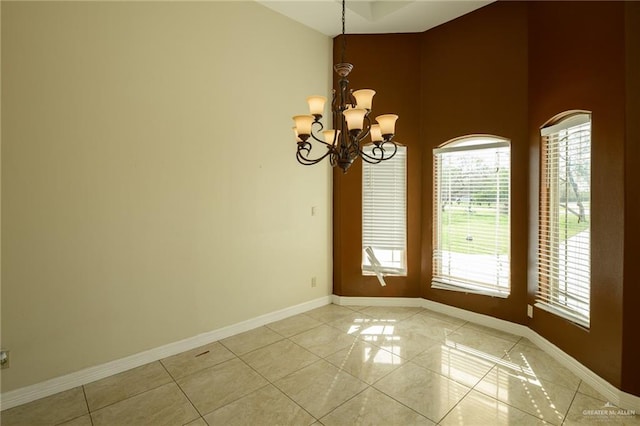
[1,1,332,392]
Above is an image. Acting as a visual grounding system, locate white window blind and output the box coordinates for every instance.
[536,113,591,328]
[362,145,407,276]
[432,137,510,297]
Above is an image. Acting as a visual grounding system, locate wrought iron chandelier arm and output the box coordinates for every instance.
[359,140,399,164]
[357,114,372,141]
[296,141,335,165]
[297,150,333,166]
[308,120,332,146]
[346,135,360,158]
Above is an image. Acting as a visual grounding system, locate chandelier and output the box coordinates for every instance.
[292,0,399,174]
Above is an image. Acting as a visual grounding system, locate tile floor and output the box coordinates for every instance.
[2,304,639,425]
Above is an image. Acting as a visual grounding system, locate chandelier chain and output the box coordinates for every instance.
[341,0,347,63]
[292,0,399,173]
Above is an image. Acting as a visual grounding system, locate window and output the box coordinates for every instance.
[432,136,510,297]
[536,113,591,327]
[362,145,407,276]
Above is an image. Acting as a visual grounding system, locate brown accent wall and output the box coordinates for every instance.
[528,0,626,388]
[333,33,422,297]
[332,0,637,394]
[622,1,640,396]
[419,1,529,324]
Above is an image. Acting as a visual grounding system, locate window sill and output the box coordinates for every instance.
[362,265,407,277]
[431,279,510,298]
[362,271,407,278]
[534,302,590,329]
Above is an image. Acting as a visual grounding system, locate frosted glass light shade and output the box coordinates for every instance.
[352,89,375,110]
[343,108,367,131]
[322,129,340,144]
[370,124,382,142]
[292,115,314,135]
[376,114,398,135]
[307,96,327,116]
[292,127,302,142]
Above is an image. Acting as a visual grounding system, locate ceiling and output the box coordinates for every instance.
[256,0,494,37]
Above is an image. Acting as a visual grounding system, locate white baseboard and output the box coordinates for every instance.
[420,298,530,337]
[0,295,332,411]
[524,331,619,405]
[621,392,640,414]
[5,295,638,413]
[332,295,423,307]
[334,296,640,412]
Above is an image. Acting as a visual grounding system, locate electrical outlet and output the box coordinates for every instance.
[1,350,9,369]
[527,304,534,318]
[311,277,317,288]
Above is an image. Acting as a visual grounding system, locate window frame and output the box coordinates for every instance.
[431,135,511,298]
[535,112,591,328]
[361,144,408,277]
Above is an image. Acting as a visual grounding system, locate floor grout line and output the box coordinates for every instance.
[231,341,321,422]
[80,386,94,426]
[157,359,204,423]
[4,305,603,425]
[81,364,175,414]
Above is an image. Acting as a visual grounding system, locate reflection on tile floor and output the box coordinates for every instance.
[2,304,638,425]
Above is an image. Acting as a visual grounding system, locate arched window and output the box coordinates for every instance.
[536,112,591,328]
[432,135,511,297]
